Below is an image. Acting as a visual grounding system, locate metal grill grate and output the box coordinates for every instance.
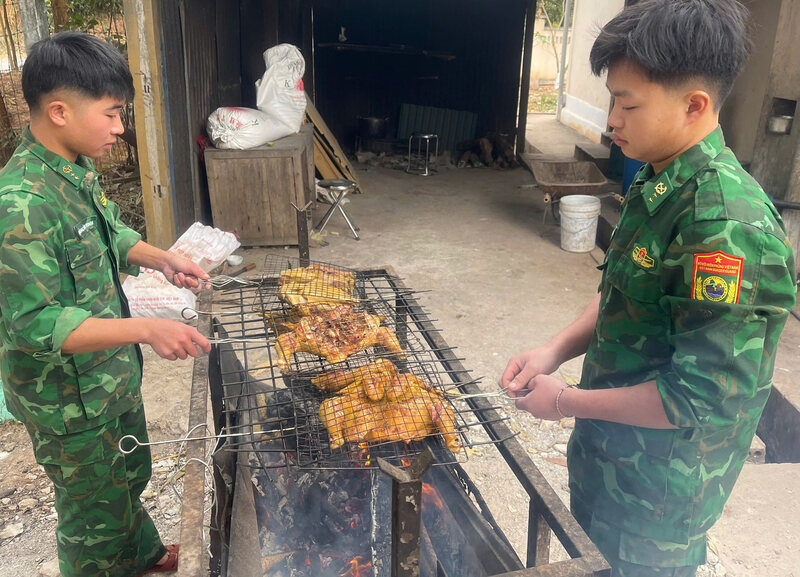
[212,255,514,470]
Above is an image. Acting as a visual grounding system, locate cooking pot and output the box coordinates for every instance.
[358,116,389,139]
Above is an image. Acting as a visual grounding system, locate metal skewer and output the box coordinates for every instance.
[119,423,295,455]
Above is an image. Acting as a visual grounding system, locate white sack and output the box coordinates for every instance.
[254,43,306,140]
[206,106,275,150]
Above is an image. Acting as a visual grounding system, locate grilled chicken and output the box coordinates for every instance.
[275,305,404,370]
[311,358,399,400]
[278,264,357,316]
[318,366,460,452]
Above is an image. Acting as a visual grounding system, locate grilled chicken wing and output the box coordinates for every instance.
[275,305,404,370]
[318,368,460,452]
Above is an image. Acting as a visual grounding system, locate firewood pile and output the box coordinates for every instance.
[456,132,519,169]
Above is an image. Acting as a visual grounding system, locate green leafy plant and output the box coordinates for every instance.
[58,0,126,51]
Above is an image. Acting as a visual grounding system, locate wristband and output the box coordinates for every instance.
[555,385,575,419]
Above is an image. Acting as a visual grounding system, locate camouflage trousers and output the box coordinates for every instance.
[571,496,698,577]
[26,401,166,577]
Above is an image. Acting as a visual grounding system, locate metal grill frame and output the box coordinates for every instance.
[178,269,611,577]
[209,257,513,470]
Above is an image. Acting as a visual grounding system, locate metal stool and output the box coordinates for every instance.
[315,179,360,240]
[406,133,439,176]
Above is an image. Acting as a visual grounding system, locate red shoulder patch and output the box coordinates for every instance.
[692,251,744,303]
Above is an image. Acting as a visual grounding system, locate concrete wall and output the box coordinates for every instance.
[560,0,624,142]
[719,0,781,165]
[530,18,572,85]
[749,0,800,197]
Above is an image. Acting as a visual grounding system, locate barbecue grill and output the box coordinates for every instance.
[175,256,611,577]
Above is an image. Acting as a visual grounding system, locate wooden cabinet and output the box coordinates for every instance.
[205,125,313,247]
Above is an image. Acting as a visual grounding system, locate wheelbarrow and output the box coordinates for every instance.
[529,160,620,224]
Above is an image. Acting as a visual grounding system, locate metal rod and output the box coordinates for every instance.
[337,202,361,240]
[118,424,296,455]
[555,0,574,121]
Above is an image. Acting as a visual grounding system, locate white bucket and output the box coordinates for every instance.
[559,195,601,253]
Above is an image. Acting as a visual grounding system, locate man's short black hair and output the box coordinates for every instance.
[22,31,134,111]
[590,0,750,106]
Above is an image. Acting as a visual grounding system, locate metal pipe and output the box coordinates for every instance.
[555,0,574,121]
[771,197,800,211]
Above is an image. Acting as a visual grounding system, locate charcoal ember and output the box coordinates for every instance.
[321,513,343,536]
[283,550,322,577]
[253,453,380,576]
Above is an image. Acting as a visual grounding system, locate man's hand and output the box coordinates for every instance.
[145,318,211,360]
[163,255,211,292]
[514,374,568,420]
[500,345,561,398]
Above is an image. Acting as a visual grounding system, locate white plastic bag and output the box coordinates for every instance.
[254,43,306,140]
[206,107,275,150]
[122,223,241,321]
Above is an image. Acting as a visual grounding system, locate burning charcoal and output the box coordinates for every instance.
[321,513,344,536]
[308,553,322,574]
[286,550,321,577]
[339,556,373,577]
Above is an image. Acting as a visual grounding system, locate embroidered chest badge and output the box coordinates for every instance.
[692,251,744,303]
[99,190,108,207]
[632,245,655,268]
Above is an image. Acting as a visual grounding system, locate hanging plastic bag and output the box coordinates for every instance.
[254,43,307,140]
[122,223,240,321]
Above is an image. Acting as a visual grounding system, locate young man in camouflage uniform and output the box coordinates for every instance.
[502,1,796,576]
[0,32,212,576]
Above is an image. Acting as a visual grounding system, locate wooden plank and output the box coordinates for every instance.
[305,95,362,190]
[313,129,360,184]
[267,158,298,244]
[313,134,345,180]
[313,131,341,172]
[306,112,359,184]
[123,0,176,248]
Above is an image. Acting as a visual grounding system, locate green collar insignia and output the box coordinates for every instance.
[639,126,727,215]
[21,127,97,191]
[642,174,674,214]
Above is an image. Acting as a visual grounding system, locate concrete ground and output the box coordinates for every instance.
[232,143,799,576]
[525,112,597,159]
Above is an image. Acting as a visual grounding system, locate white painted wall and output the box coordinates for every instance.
[560,0,625,142]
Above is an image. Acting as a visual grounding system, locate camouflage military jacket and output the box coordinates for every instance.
[569,126,796,566]
[0,128,143,435]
